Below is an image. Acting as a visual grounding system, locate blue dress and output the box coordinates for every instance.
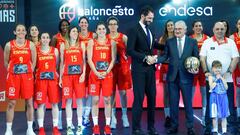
[209,76,230,118]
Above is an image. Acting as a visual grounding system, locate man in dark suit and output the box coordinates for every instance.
[155,20,199,135]
[127,6,159,135]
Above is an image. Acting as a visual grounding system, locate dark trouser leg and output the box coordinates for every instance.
[180,83,194,129]
[132,71,145,130]
[205,81,212,131]
[145,69,156,130]
[168,81,180,128]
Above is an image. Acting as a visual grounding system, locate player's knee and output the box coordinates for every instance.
[119,91,126,96]
[7,100,16,109]
[104,97,111,105]
[92,97,99,105]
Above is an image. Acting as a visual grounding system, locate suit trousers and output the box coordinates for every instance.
[132,69,156,130]
[168,72,194,129]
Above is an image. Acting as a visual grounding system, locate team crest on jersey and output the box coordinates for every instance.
[63,87,70,96]
[13,64,28,74]
[96,61,109,71]
[40,72,54,80]
[68,65,81,74]
[90,84,96,92]
[36,92,43,101]
[9,87,15,96]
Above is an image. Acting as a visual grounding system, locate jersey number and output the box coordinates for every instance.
[45,62,49,69]
[19,57,23,63]
[100,52,106,59]
[71,55,77,62]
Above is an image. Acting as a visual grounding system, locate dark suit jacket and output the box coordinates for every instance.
[157,36,199,84]
[127,23,158,72]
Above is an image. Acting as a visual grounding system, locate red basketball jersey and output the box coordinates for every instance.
[106,33,127,64]
[63,46,83,75]
[92,39,112,71]
[233,33,240,50]
[8,40,33,73]
[190,34,208,49]
[79,32,94,48]
[55,33,66,51]
[36,47,57,80]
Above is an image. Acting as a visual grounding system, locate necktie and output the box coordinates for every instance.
[178,38,182,58]
[145,25,151,48]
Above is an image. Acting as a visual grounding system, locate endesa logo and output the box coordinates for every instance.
[159,4,213,17]
[59,2,134,22]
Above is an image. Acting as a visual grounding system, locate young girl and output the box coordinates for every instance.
[208,60,229,134]
[106,16,132,129]
[59,26,86,135]
[87,22,116,135]
[35,33,61,135]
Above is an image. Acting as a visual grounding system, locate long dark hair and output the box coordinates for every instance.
[161,19,174,44]
[220,19,230,37]
[66,26,79,49]
[27,25,40,41]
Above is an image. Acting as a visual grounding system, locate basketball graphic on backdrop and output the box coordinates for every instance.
[59,3,76,23]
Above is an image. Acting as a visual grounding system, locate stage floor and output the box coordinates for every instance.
[0,109,237,135]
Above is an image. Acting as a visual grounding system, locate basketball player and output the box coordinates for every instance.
[35,33,61,135]
[51,19,70,130]
[190,20,209,126]
[59,26,86,135]
[106,16,132,129]
[158,19,174,128]
[87,22,116,135]
[4,24,36,135]
[78,16,96,127]
[230,18,240,124]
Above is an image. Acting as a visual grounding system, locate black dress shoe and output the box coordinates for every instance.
[132,129,145,135]
[164,117,171,128]
[167,128,178,134]
[187,128,195,135]
[204,129,211,135]
[148,128,159,135]
[211,132,218,135]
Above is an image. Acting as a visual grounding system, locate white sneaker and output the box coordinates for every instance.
[122,115,129,128]
[58,111,63,130]
[71,123,75,130]
[26,129,36,135]
[201,116,205,126]
[110,115,117,129]
[76,126,83,135]
[5,130,13,135]
[66,127,74,135]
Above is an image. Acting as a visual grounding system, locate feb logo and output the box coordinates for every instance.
[59,2,76,23]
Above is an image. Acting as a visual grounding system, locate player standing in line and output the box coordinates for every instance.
[59,26,86,135]
[158,19,174,128]
[87,22,116,135]
[190,20,209,126]
[78,16,96,127]
[35,33,61,135]
[106,16,132,129]
[4,24,36,135]
[51,19,70,130]
[230,18,240,125]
